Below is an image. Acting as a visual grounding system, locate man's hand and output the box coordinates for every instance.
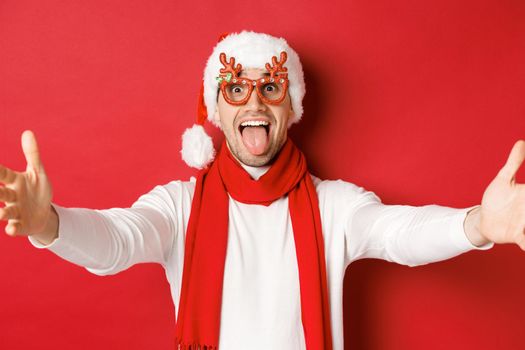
[466,140,525,250]
[0,130,58,243]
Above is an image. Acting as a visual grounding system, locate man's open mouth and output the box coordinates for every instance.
[239,120,270,135]
[238,120,271,156]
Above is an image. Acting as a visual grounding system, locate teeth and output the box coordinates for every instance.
[240,120,269,127]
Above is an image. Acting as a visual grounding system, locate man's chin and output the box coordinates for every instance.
[236,152,273,167]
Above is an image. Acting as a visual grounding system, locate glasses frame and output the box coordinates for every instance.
[219,76,289,105]
[216,51,290,106]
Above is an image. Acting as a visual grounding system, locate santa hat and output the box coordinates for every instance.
[181,31,306,169]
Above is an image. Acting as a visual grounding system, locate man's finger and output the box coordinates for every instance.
[497,140,525,182]
[0,164,18,184]
[21,130,44,173]
[5,221,22,237]
[0,186,17,203]
[0,205,20,221]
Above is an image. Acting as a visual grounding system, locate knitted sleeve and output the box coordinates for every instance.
[27,180,195,275]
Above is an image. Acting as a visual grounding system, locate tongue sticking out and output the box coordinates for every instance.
[241,126,269,156]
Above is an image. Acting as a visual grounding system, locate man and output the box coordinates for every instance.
[1,31,524,350]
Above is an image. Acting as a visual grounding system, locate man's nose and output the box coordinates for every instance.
[244,87,266,111]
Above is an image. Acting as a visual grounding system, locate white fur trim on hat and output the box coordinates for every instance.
[181,125,215,169]
[203,31,305,128]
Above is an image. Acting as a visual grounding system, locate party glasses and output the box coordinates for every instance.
[216,51,289,105]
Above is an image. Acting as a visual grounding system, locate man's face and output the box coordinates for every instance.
[214,68,294,167]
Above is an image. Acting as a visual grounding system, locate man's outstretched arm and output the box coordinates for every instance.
[1,130,177,274]
[343,140,525,267]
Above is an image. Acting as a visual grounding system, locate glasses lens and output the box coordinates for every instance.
[224,83,250,102]
[258,81,286,101]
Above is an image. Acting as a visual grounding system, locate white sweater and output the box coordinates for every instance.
[30,168,492,350]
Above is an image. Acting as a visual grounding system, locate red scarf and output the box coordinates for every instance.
[174,138,333,350]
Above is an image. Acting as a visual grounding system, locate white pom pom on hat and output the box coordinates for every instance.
[180,83,216,169]
[181,124,215,169]
[180,31,306,169]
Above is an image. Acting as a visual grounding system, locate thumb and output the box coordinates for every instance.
[497,140,525,183]
[21,130,44,173]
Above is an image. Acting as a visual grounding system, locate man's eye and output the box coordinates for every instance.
[262,83,279,93]
[265,85,275,92]
[231,85,243,93]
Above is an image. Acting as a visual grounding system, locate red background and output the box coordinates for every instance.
[1,0,524,349]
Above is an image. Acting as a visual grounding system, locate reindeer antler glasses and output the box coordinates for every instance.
[215,51,289,105]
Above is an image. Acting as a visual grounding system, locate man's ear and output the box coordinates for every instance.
[288,106,295,122]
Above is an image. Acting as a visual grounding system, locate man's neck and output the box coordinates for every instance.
[239,163,270,180]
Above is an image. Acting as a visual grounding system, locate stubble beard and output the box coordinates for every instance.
[223,127,286,167]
